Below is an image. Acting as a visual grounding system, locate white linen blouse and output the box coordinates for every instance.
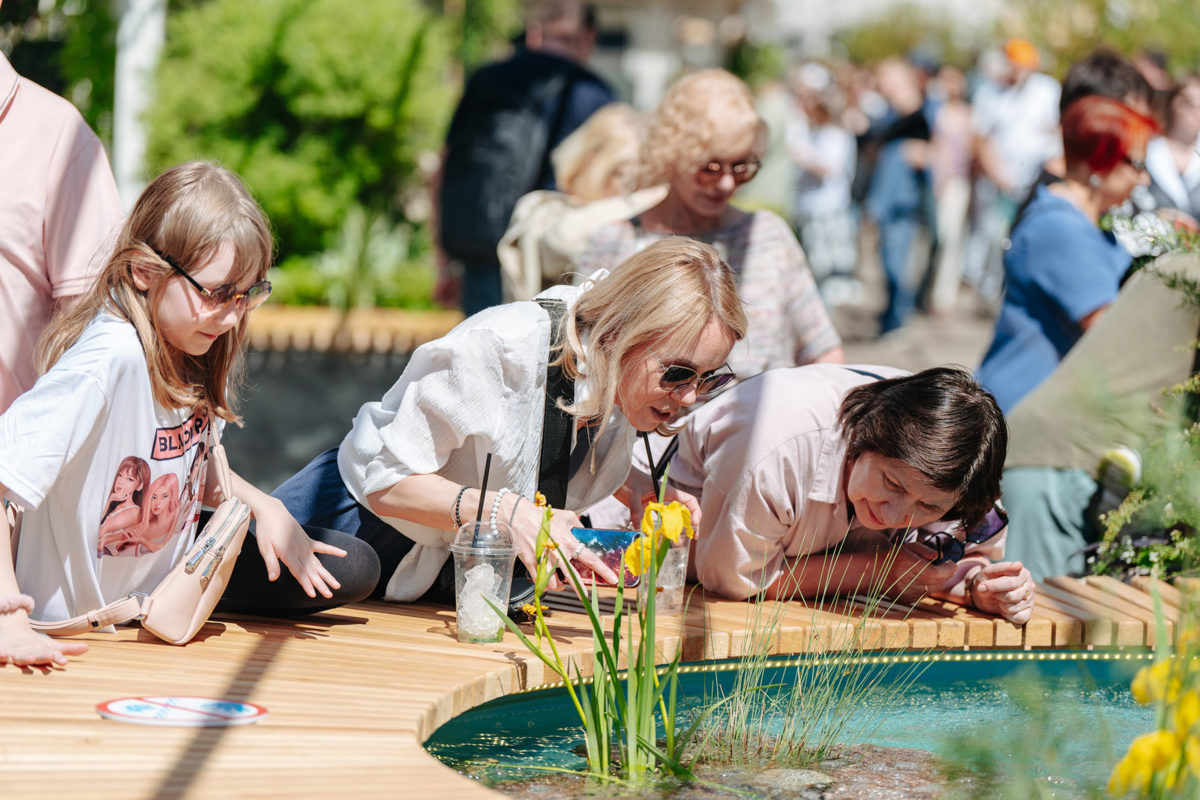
[337,275,637,601]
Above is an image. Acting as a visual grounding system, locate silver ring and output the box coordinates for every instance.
[571,543,586,561]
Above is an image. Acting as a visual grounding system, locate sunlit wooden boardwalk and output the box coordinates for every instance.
[0,575,1180,799]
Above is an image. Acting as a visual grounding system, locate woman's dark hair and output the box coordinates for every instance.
[1060,49,1153,115]
[838,367,1007,532]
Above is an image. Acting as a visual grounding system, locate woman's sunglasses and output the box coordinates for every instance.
[654,354,736,397]
[156,250,272,312]
[695,158,761,186]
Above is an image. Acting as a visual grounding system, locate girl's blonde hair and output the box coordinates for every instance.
[37,161,273,424]
[637,68,768,189]
[558,237,746,436]
[551,102,645,202]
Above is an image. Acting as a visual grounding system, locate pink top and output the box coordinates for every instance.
[668,364,1006,600]
[0,53,123,412]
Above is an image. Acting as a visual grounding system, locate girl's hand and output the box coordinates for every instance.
[251,498,346,599]
[0,614,88,667]
[968,561,1035,624]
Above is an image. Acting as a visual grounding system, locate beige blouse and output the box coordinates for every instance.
[668,364,1005,600]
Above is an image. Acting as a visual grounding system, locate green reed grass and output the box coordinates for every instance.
[693,533,934,768]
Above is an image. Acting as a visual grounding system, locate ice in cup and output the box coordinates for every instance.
[449,521,516,643]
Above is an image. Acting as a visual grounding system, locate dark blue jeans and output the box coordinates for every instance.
[878,214,921,335]
[271,446,534,609]
[216,518,379,616]
[270,447,433,601]
[461,260,503,318]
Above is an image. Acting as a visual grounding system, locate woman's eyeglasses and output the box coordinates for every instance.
[653,353,736,396]
[695,158,761,186]
[1122,154,1147,172]
[157,251,272,312]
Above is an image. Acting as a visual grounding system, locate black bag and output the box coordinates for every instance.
[438,69,579,264]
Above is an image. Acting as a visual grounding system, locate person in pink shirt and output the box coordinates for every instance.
[657,364,1035,624]
[0,45,123,412]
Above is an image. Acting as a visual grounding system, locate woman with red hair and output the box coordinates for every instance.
[976,96,1159,413]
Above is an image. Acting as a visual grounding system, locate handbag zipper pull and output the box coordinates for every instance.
[184,537,216,574]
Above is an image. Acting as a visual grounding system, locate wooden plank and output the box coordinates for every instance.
[1043,576,1154,647]
[1037,580,1141,647]
[1129,576,1186,611]
[0,574,1162,799]
[1083,575,1177,646]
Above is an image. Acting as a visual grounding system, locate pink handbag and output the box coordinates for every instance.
[31,430,251,645]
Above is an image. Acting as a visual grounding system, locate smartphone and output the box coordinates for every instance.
[570,528,639,588]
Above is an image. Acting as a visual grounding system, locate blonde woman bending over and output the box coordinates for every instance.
[274,238,747,608]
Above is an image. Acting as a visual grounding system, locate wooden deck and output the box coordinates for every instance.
[0,575,1179,799]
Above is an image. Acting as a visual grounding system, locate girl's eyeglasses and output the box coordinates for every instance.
[653,353,736,397]
[157,251,272,312]
[695,158,761,186]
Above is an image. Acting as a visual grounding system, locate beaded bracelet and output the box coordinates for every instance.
[489,488,511,532]
[451,485,470,528]
[507,494,525,528]
[0,593,34,615]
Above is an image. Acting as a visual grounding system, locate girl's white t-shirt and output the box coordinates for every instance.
[0,311,208,623]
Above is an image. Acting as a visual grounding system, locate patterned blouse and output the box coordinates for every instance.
[577,209,842,378]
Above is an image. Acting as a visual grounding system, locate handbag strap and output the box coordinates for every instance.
[30,594,145,635]
[32,420,233,636]
[535,298,574,508]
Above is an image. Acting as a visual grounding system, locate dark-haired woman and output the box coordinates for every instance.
[656,364,1034,624]
[976,96,1159,413]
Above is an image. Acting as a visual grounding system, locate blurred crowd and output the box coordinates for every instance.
[437,13,1200,368]
[748,40,1200,335]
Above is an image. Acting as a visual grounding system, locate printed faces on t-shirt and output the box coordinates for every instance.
[96,409,210,558]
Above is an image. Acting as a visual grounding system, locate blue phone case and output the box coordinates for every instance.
[571,528,639,587]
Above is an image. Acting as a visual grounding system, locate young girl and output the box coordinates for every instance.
[0,161,378,667]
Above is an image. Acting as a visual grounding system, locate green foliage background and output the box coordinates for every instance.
[146,0,452,262]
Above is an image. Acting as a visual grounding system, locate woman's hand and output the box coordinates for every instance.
[507,498,618,591]
[0,613,88,667]
[250,497,346,599]
[884,542,960,604]
[625,485,703,534]
[967,561,1035,624]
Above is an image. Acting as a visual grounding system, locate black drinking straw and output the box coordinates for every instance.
[475,452,493,524]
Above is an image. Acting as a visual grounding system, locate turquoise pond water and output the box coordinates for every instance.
[424,651,1155,787]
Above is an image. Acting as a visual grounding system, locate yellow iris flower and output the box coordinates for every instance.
[1109,730,1180,796]
[624,501,694,576]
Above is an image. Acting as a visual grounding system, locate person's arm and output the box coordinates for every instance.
[1077,304,1107,332]
[365,474,617,591]
[810,345,845,364]
[0,492,90,666]
[224,472,347,600]
[765,529,958,604]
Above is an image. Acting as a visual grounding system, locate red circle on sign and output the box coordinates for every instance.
[96,696,268,727]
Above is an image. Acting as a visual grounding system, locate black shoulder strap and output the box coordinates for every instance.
[535,298,574,507]
[843,367,886,381]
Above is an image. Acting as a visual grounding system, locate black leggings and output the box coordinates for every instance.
[214,518,380,616]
